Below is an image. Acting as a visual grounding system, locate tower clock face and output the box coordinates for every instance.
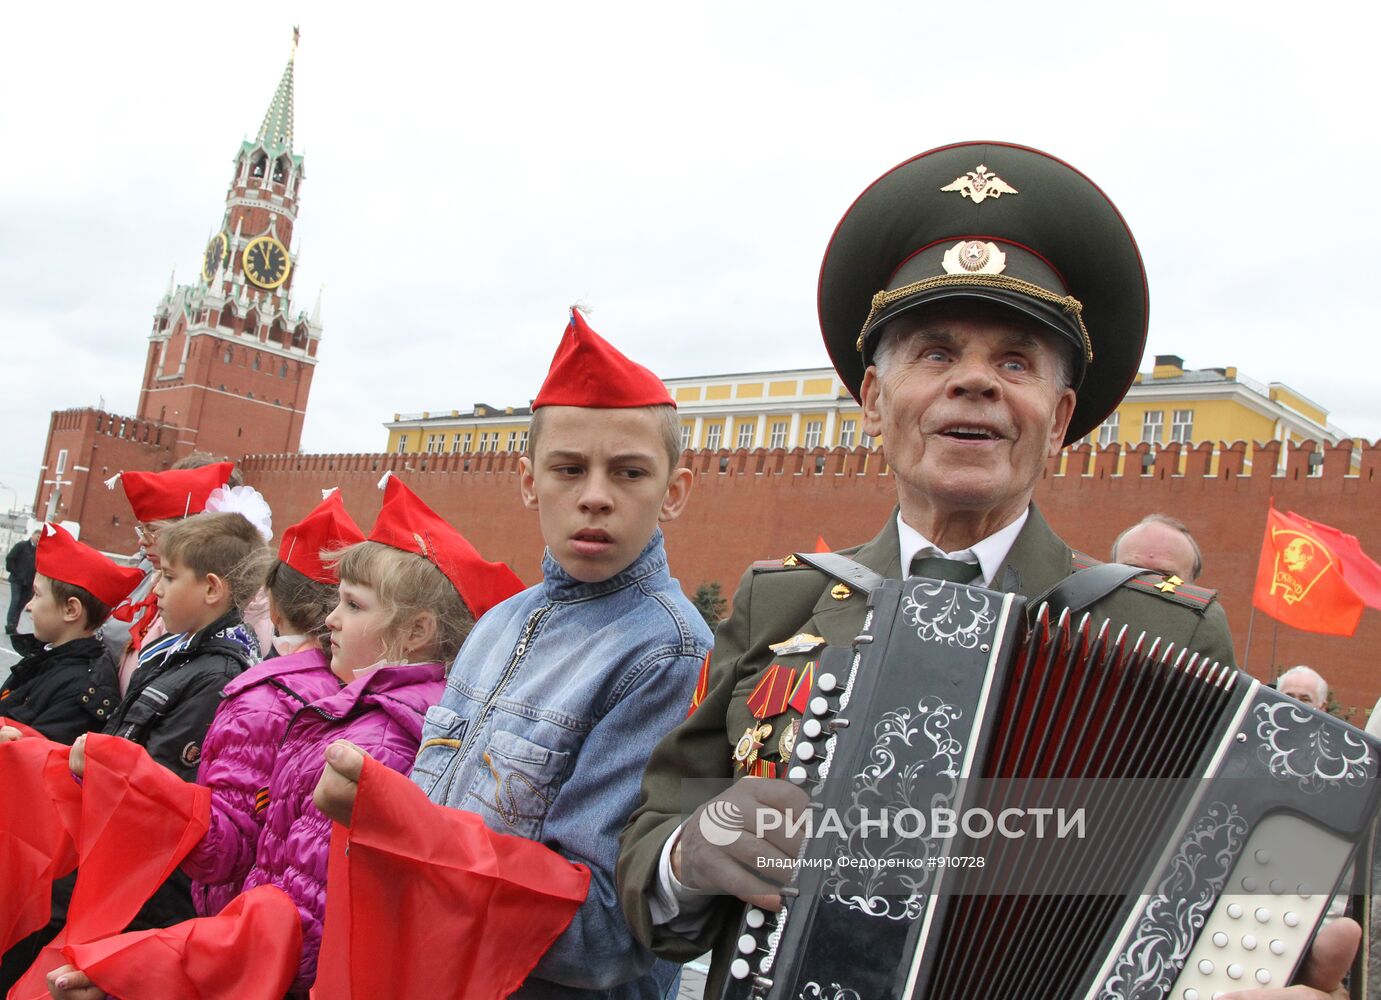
[242,235,291,289]
[202,232,228,281]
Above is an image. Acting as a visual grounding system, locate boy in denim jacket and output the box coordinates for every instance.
[316,308,713,998]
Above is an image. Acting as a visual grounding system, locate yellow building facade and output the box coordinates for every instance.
[382,355,1351,461]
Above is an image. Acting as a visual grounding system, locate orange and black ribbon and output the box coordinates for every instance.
[787,661,816,714]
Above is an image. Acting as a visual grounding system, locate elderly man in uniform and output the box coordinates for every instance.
[617,142,1359,999]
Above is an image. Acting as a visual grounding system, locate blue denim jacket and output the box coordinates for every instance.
[412,530,713,998]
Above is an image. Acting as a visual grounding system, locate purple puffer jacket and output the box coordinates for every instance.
[182,652,444,995]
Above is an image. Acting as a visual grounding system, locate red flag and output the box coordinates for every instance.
[1287,512,1381,610]
[0,735,81,952]
[60,886,300,1000]
[311,756,590,1000]
[8,735,210,1000]
[814,535,830,553]
[1252,507,1366,636]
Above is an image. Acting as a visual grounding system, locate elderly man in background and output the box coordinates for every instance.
[1280,664,1330,709]
[1111,512,1203,583]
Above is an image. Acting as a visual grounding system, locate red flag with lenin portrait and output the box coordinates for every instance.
[1252,505,1381,636]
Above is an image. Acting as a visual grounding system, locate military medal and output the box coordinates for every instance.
[830,583,852,601]
[787,661,816,714]
[746,664,797,720]
[734,723,773,770]
[778,719,799,760]
[769,633,827,656]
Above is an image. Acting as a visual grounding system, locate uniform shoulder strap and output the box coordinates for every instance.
[792,551,886,596]
[1030,562,1143,620]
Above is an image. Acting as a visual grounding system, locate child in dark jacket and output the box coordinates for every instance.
[0,524,140,744]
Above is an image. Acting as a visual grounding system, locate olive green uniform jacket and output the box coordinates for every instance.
[616,506,1236,994]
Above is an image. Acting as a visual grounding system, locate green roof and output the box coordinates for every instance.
[256,46,296,156]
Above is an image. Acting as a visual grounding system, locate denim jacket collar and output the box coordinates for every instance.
[540,529,667,603]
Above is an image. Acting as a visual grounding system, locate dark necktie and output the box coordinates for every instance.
[908,555,981,584]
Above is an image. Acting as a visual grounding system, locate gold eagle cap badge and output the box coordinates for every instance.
[940,164,1019,204]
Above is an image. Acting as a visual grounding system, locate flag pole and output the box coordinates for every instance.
[1269,620,1279,678]
[1243,605,1257,670]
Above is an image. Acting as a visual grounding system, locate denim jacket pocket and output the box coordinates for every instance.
[464,729,571,840]
[410,704,469,796]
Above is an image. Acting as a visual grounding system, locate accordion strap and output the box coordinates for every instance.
[792,552,886,595]
[1031,562,1144,621]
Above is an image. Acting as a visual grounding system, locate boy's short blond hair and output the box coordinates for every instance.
[329,541,474,666]
[158,512,269,609]
[525,404,682,471]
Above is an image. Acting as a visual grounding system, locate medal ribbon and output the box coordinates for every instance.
[788,660,816,714]
[746,664,796,720]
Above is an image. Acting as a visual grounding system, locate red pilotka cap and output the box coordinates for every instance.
[110,462,236,522]
[36,524,145,607]
[278,490,366,585]
[531,308,675,409]
[368,475,525,619]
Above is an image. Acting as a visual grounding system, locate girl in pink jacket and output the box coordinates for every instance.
[177,483,523,996]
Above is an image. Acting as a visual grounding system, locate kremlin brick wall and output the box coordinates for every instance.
[240,437,1381,720]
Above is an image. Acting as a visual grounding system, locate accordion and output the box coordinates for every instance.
[718,576,1381,1000]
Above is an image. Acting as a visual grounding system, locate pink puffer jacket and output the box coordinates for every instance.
[182,650,444,995]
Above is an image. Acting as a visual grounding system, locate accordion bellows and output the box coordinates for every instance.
[720,578,1381,1000]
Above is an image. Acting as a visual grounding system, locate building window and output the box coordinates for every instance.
[860,431,874,448]
[507,431,518,452]
[461,433,473,453]
[429,434,445,453]
[280,362,288,378]
[489,434,500,452]
[839,419,857,448]
[705,424,723,450]
[1171,409,1194,443]
[737,422,756,449]
[769,421,788,449]
[253,354,261,371]
[804,420,823,449]
[519,430,529,452]
[479,432,490,451]
[1142,410,1164,444]
[1097,412,1120,446]
[396,435,408,454]
[223,348,233,364]
[680,425,692,450]
[451,433,463,453]
[56,449,68,474]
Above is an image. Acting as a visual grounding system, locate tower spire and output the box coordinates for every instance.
[256,28,298,155]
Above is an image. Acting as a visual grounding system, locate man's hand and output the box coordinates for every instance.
[1220,916,1358,999]
[674,777,811,911]
[46,965,105,1000]
[68,734,87,776]
[312,740,370,826]
[0,725,23,744]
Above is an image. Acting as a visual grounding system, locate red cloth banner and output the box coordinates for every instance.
[61,885,300,1000]
[0,734,80,952]
[311,756,590,1000]
[1252,507,1368,636]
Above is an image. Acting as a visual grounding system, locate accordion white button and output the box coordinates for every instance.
[1197,959,1214,975]
[1240,876,1258,891]
[817,673,838,693]
[1255,848,1271,865]
[1227,903,1243,919]
[1183,991,1199,1000]
[802,719,823,739]
[1269,879,1284,894]
[797,742,816,761]
[738,934,756,954]
[1254,907,1271,923]
[1298,885,1313,898]
[730,959,750,980]
[1270,939,1286,955]
[1227,963,1243,980]
[809,696,830,716]
[746,908,765,929]
[788,765,808,783]
[1241,933,1257,950]
[1283,911,1300,927]
[1212,932,1228,947]
[1256,969,1272,985]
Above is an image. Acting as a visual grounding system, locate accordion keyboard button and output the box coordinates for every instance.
[1269,879,1284,894]
[1183,991,1199,1000]
[802,718,823,739]
[730,959,751,980]
[1226,903,1243,919]
[817,673,838,693]
[1241,876,1258,891]
[1269,940,1285,955]
[1254,907,1271,923]
[1212,932,1228,947]
[746,908,766,929]
[1241,934,1257,950]
[809,696,830,716]
[1198,960,1214,975]
[1227,964,1243,980]
[788,765,808,783]
[1283,911,1299,927]
[798,742,816,761]
[1256,969,1272,985]
[738,934,756,954]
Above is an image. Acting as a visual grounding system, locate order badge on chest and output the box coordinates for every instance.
[732,633,826,778]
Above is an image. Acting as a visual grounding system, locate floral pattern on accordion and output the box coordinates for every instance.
[799,984,862,1000]
[1097,801,1249,1000]
[1253,700,1376,794]
[899,580,998,648]
[821,694,963,921]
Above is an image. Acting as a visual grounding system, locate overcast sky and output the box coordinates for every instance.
[2,1,1377,510]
